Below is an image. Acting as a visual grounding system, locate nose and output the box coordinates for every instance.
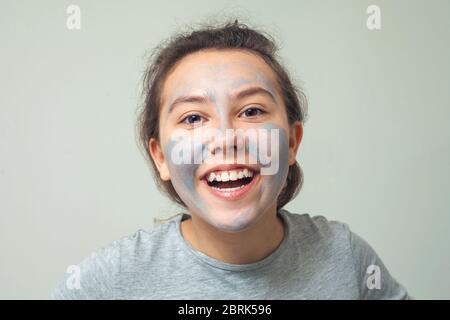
[207,121,245,162]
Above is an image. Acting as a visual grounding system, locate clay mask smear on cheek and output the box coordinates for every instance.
[247,123,290,204]
[164,135,206,214]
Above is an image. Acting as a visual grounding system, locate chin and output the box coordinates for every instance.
[206,207,261,233]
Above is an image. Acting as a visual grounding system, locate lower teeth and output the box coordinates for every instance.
[211,184,246,191]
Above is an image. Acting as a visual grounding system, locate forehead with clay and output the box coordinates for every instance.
[159,49,284,135]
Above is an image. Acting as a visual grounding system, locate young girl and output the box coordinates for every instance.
[51,21,411,299]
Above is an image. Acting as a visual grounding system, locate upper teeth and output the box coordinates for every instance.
[206,168,254,182]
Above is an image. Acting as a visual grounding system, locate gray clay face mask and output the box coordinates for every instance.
[163,123,290,232]
[160,53,291,232]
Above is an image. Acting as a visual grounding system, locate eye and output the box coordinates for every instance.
[239,106,266,118]
[180,113,206,127]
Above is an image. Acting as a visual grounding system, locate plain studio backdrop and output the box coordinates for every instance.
[1,0,449,299]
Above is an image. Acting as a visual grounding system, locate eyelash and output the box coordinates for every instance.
[180,114,205,127]
[240,106,266,118]
[180,106,267,127]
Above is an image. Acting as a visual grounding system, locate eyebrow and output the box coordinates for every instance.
[233,86,277,104]
[167,86,277,115]
[167,95,209,114]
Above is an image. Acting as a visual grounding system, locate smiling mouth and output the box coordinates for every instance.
[201,167,260,200]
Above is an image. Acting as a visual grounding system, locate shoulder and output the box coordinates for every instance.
[114,216,181,268]
[281,209,352,246]
[280,209,411,299]
[281,209,355,279]
[50,214,181,299]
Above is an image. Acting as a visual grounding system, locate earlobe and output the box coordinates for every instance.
[288,122,303,165]
[149,138,171,181]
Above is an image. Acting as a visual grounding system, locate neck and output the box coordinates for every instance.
[180,204,285,265]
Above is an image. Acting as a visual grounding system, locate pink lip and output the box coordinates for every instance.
[200,172,260,201]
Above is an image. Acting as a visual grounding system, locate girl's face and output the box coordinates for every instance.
[150,49,302,232]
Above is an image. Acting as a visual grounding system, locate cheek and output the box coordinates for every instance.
[247,123,290,170]
[163,135,205,205]
[164,137,194,187]
[250,123,290,197]
[265,127,290,191]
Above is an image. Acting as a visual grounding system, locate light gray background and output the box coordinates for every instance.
[1,0,449,299]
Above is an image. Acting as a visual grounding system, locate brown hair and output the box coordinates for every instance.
[137,20,308,210]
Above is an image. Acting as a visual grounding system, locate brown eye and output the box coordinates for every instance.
[240,107,266,118]
[181,114,205,126]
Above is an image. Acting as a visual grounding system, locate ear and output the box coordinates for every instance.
[288,121,303,166]
[148,138,171,181]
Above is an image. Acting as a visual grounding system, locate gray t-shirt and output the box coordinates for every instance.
[50,209,411,299]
